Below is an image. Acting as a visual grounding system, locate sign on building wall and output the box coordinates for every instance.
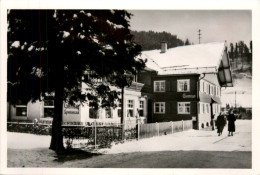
[64,103,80,115]
[182,93,196,99]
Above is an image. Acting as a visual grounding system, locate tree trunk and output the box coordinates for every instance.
[120,87,125,140]
[49,62,65,153]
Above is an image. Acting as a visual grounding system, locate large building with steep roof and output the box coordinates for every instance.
[138,42,233,129]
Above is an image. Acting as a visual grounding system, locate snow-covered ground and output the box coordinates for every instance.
[7,133,51,149]
[7,120,251,168]
[100,120,251,154]
[8,120,251,153]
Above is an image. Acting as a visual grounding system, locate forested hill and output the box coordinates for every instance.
[131,30,188,51]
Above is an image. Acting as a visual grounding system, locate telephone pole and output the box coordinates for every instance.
[198,29,202,44]
[235,91,237,111]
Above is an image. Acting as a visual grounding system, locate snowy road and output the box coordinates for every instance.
[7,120,251,168]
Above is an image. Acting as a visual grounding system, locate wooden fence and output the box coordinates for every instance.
[138,120,192,140]
[7,120,192,149]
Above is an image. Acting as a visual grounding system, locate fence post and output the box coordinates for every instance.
[171,121,173,134]
[137,119,140,140]
[182,120,184,131]
[94,120,97,149]
[157,122,159,136]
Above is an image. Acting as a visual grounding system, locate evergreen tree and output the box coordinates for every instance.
[131,30,185,50]
[8,10,145,153]
[238,41,245,57]
[184,38,191,45]
[229,43,234,60]
[235,43,238,58]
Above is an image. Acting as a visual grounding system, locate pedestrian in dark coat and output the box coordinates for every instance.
[216,112,226,136]
[227,109,236,136]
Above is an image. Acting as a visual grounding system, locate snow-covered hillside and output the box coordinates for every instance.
[221,73,252,108]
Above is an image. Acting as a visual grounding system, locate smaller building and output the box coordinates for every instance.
[7,81,148,125]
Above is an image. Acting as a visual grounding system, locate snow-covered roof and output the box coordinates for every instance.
[140,42,225,75]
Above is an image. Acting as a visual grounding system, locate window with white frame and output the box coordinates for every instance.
[44,96,54,118]
[203,82,205,92]
[177,79,190,92]
[154,102,165,114]
[178,102,190,114]
[16,100,27,117]
[127,99,134,117]
[154,80,165,92]
[139,100,144,117]
[202,103,205,114]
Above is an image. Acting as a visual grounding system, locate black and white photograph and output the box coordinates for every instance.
[0,0,260,174]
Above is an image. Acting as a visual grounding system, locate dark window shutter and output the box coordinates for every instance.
[166,80,171,91]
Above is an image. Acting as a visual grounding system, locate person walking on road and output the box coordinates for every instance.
[227,109,236,136]
[216,112,226,136]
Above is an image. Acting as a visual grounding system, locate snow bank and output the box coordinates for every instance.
[7,132,51,149]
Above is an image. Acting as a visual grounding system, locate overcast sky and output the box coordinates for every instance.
[129,10,252,46]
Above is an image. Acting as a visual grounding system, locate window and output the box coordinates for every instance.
[206,104,209,113]
[139,100,144,117]
[127,100,134,117]
[105,108,112,118]
[117,109,122,118]
[203,82,205,92]
[178,102,190,114]
[154,102,165,114]
[177,79,190,92]
[16,100,27,117]
[154,80,165,92]
[89,108,98,119]
[117,100,122,118]
[44,97,54,118]
[202,103,205,114]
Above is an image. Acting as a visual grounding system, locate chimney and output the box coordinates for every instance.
[161,42,167,53]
